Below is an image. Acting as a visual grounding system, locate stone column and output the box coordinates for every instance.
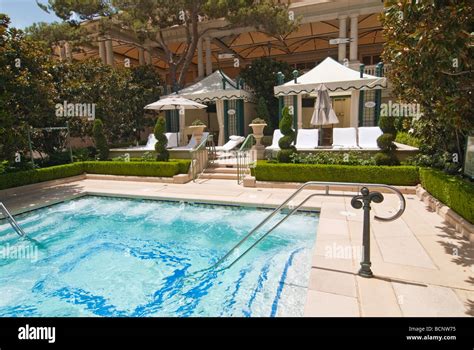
[98,38,106,64]
[205,37,212,76]
[350,14,359,62]
[144,49,152,65]
[138,47,145,66]
[297,94,303,129]
[338,15,347,62]
[105,38,114,66]
[197,38,204,79]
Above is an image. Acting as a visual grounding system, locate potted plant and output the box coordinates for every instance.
[249,118,267,146]
[189,119,207,145]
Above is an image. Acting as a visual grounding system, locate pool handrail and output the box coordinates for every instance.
[211,181,406,270]
[0,202,27,237]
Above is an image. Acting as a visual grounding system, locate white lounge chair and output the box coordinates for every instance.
[332,127,359,149]
[214,135,245,152]
[165,132,180,149]
[172,132,209,150]
[357,127,382,150]
[295,129,319,151]
[265,129,284,151]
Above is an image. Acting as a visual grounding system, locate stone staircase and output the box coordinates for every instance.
[200,163,238,180]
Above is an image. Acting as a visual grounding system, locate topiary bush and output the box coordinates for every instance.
[277,106,296,163]
[154,116,169,161]
[92,119,109,161]
[375,116,399,165]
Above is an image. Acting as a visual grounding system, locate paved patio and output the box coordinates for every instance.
[1,176,472,317]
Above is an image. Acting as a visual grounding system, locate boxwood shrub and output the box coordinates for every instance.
[0,160,191,190]
[0,163,84,190]
[419,168,474,224]
[252,161,420,186]
[82,161,186,177]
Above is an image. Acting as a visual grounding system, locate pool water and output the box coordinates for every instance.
[0,196,318,317]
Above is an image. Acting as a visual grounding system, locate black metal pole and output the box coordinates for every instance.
[351,187,384,278]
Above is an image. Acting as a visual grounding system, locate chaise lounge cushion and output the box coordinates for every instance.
[295,129,319,150]
[332,127,359,149]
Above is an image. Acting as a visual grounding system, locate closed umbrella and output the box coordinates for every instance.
[310,84,339,145]
[145,96,207,146]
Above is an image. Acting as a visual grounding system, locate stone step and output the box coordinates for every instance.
[199,173,238,180]
[204,167,238,174]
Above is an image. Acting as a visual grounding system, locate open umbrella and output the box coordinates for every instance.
[310,84,339,145]
[144,96,207,146]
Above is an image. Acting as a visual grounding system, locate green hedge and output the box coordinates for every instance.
[82,161,184,177]
[252,161,420,186]
[420,168,474,224]
[0,163,84,190]
[0,160,191,190]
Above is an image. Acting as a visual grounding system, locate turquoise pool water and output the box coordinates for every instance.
[0,196,318,317]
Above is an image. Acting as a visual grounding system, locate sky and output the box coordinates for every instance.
[0,0,62,29]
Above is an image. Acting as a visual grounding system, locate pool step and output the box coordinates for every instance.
[204,167,238,174]
[200,173,238,180]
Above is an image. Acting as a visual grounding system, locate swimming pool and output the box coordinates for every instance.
[0,196,318,317]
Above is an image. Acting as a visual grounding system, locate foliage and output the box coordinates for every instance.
[420,168,474,224]
[52,60,162,144]
[290,152,376,166]
[0,163,84,190]
[254,97,270,124]
[395,131,421,148]
[43,0,298,89]
[92,119,109,160]
[277,106,296,163]
[24,21,89,53]
[191,119,206,126]
[154,116,169,161]
[0,160,191,190]
[251,117,267,125]
[376,116,399,165]
[82,161,183,177]
[252,161,420,186]
[0,15,61,163]
[240,57,293,129]
[381,1,474,166]
[406,151,461,175]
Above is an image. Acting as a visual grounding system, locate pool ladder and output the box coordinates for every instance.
[0,202,27,237]
[211,181,406,270]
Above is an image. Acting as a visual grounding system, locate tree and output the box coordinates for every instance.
[153,116,169,161]
[381,1,474,169]
[41,0,298,90]
[240,57,293,129]
[92,119,109,160]
[0,14,60,162]
[277,106,296,163]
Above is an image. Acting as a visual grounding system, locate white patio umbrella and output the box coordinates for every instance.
[310,84,339,145]
[144,96,207,146]
[144,96,207,111]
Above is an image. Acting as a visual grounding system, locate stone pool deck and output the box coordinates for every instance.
[1,176,472,317]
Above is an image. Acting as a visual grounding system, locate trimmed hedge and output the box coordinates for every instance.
[0,163,84,190]
[82,161,183,177]
[419,168,474,224]
[252,161,420,186]
[0,160,191,190]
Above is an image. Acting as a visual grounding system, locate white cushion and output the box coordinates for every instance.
[229,135,242,141]
[332,127,359,149]
[358,127,382,149]
[165,132,180,148]
[296,129,319,150]
[266,129,283,150]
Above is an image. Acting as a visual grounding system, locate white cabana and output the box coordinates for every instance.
[163,70,255,146]
[274,57,386,96]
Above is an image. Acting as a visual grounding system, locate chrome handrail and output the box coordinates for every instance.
[191,134,215,181]
[212,181,406,269]
[236,134,255,184]
[0,202,26,237]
